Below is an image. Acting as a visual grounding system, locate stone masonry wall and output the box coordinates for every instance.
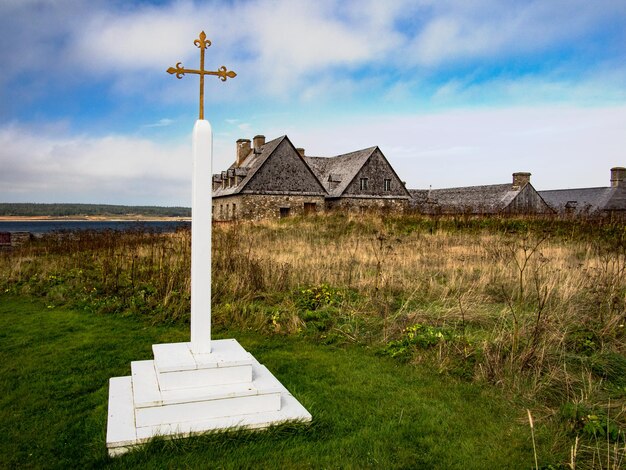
[213,194,326,221]
[326,197,409,213]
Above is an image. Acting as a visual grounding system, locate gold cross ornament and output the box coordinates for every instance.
[167,31,236,120]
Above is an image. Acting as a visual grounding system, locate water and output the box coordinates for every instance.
[0,220,190,234]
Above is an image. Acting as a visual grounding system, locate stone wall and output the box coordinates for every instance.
[326,196,410,213]
[213,194,326,221]
[0,231,31,249]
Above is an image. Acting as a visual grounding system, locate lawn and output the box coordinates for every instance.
[0,296,539,469]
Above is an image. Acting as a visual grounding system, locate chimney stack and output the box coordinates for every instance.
[236,139,251,167]
[253,135,265,153]
[296,148,305,157]
[610,167,625,187]
[512,172,531,189]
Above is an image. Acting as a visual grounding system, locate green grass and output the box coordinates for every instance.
[0,295,547,469]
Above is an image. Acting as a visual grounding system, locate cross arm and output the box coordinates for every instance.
[167,63,237,81]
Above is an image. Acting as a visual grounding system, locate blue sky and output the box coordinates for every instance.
[1,0,625,206]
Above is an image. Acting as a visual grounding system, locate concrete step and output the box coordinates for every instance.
[106,339,312,456]
[152,340,254,390]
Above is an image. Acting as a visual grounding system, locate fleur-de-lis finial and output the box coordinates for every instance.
[194,31,211,50]
[167,31,236,120]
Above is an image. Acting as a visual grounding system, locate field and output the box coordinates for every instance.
[1,213,625,468]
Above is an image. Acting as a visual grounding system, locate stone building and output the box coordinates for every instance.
[0,232,30,249]
[409,172,554,215]
[304,146,411,213]
[538,167,626,218]
[212,134,411,220]
[211,132,624,220]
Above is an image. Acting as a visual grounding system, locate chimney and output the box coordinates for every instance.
[512,172,531,189]
[236,139,251,167]
[610,167,625,187]
[253,135,265,153]
[296,148,305,157]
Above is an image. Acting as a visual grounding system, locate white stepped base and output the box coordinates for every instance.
[106,339,311,456]
[152,340,253,390]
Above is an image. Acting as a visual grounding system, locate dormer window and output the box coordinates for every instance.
[360,178,368,191]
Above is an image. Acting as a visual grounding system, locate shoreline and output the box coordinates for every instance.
[0,216,191,222]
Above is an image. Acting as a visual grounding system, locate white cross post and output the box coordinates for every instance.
[167,31,236,355]
[190,119,212,354]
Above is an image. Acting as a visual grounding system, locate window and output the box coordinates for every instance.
[220,204,223,217]
[384,179,391,191]
[279,207,290,218]
[565,201,578,213]
[359,178,368,191]
[232,203,236,218]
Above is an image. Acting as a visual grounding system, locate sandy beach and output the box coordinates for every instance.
[0,215,191,222]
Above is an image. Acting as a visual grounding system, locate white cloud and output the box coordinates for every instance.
[67,2,200,74]
[406,0,626,66]
[143,118,175,128]
[428,65,626,107]
[411,17,488,66]
[1,0,405,100]
[0,124,192,205]
[2,0,625,107]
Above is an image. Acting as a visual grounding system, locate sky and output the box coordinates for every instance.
[1,0,626,206]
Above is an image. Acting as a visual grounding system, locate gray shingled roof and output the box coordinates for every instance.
[304,147,377,197]
[213,135,285,197]
[411,183,522,214]
[408,189,430,205]
[539,187,626,214]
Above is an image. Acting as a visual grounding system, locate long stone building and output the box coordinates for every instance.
[539,167,626,217]
[409,172,553,215]
[212,134,625,220]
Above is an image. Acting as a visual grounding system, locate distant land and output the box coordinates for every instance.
[0,203,191,220]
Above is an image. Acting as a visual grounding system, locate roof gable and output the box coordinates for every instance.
[305,147,409,198]
[241,136,327,195]
[305,147,375,197]
[214,136,326,197]
[213,136,284,197]
[342,148,411,198]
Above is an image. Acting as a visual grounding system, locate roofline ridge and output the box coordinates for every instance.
[539,186,612,192]
[430,182,511,191]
